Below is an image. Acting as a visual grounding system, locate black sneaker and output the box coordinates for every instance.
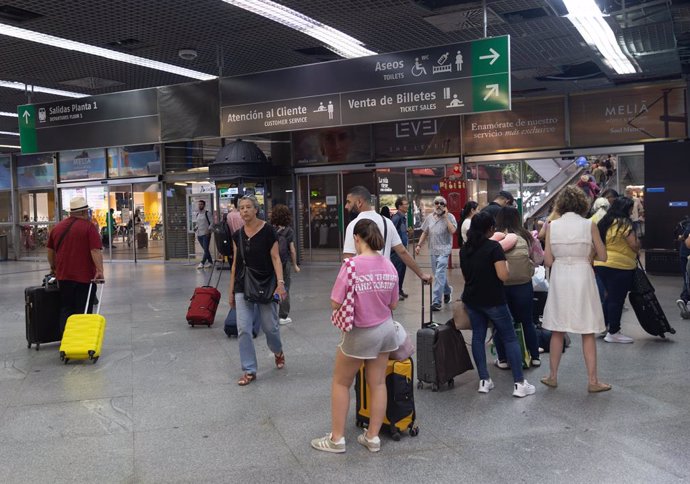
[444,286,453,304]
[431,303,442,312]
[400,290,409,299]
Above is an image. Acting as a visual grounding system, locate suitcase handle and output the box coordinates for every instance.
[421,280,432,329]
[84,280,105,315]
[204,261,223,289]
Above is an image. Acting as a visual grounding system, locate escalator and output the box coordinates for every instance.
[522,160,587,229]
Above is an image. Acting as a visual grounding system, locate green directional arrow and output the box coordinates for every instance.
[17,105,37,153]
[472,74,510,112]
[471,36,509,76]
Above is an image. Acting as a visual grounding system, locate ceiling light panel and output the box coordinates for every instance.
[0,80,86,98]
[0,23,216,81]
[0,112,18,117]
[222,0,376,58]
[562,0,637,75]
[0,131,18,136]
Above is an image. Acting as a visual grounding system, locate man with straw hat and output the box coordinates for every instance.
[47,196,105,335]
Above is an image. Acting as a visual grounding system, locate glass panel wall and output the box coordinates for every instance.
[18,189,56,259]
[108,145,161,177]
[16,153,55,188]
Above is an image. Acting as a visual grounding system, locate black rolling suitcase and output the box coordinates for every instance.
[416,282,474,391]
[629,260,676,338]
[25,277,62,350]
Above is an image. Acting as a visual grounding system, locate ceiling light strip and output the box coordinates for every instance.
[0,131,19,136]
[0,145,20,149]
[0,23,216,81]
[0,112,19,118]
[0,80,86,98]
[563,0,636,75]
[222,0,376,58]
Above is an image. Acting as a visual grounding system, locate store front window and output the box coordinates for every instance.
[0,155,11,189]
[18,189,56,259]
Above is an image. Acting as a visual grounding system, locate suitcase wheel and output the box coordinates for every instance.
[355,420,365,429]
[63,358,70,364]
[417,381,423,390]
[431,383,439,392]
[390,429,401,442]
[88,350,95,359]
[27,342,31,349]
[59,351,65,361]
[91,356,99,364]
[409,426,419,437]
[448,379,455,389]
[35,343,40,351]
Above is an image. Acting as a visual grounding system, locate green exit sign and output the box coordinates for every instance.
[18,105,37,153]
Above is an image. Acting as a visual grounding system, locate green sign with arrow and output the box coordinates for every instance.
[17,105,37,153]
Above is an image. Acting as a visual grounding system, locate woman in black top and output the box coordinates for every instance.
[229,195,287,386]
[460,211,535,398]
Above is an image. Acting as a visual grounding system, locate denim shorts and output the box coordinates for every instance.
[338,318,398,359]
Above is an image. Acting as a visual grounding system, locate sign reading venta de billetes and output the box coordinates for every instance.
[220,36,510,137]
[18,89,160,154]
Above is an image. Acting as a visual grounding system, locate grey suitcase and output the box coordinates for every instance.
[416,281,473,392]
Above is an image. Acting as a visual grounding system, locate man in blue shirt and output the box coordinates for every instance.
[391,197,410,300]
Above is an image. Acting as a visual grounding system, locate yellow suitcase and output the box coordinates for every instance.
[59,282,106,364]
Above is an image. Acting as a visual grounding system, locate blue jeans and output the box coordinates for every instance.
[390,252,406,292]
[594,266,634,334]
[494,282,540,361]
[197,234,213,265]
[465,302,525,383]
[235,294,283,374]
[430,254,451,305]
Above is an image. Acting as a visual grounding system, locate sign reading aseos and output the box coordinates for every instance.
[220,36,510,137]
[18,89,159,154]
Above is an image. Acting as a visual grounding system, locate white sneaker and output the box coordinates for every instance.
[357,431,381,453]
[196,263,204,269]
[531,358,541,367]
[279,317,292,325]
[311,433,346,454]
[677,300,690,319]
[478,379,494,393]
[604,332,634,344]
[204,262,213,268]
[513,379,536,398]
[494,359,509,370]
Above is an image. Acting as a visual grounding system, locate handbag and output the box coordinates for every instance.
[452,301,471,330]
[532,265,549,292]
[390,321,415,360]
[331,258,356,332]
[238,227,277,304]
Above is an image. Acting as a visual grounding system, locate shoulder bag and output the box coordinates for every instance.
[238,226,277,304]
[331,258,356,332]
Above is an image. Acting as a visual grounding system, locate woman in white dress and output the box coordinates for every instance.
[541,186,611,393]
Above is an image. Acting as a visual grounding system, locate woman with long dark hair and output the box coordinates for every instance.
[459,201,479,246]
[270,204,300,325]
[492,206,544,369]
[594,197,640,343]
[460,211,536,398]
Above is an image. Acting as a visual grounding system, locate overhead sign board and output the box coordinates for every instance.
[18,89,160,154]
[220,36,510,137]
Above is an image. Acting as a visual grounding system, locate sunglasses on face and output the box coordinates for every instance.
[434,201,446,206]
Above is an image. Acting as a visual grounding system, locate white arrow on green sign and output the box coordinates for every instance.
[17,105,37,153]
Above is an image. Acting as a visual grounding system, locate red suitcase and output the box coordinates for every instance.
[186,263,222,327]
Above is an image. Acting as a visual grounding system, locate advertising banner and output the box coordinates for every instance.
[292,125,372,165]
[16,153,55,188]
[463,97,566,153]
[570,84,686,146]
[374,116,460,160]
[58,149,107,181]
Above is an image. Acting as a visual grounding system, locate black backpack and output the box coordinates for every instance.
[212,217,233,258]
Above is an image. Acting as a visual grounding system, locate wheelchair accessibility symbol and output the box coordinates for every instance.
[411,57,427,77]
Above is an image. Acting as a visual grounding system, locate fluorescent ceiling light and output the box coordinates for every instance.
[0,80,86,98]
[223,0,376,58]
[0,23,216,81]
[0,131,19,136]
[0,111,18,117]
[0,145,20,149]
[563,0,637,75]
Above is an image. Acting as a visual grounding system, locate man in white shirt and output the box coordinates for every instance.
[342,186,431,285]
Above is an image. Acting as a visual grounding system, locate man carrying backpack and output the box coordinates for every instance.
[270,204,300,325]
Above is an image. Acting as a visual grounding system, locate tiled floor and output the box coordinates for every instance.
[0,260,688,483]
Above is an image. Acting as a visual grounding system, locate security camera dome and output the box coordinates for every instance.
[178,49,198,61]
